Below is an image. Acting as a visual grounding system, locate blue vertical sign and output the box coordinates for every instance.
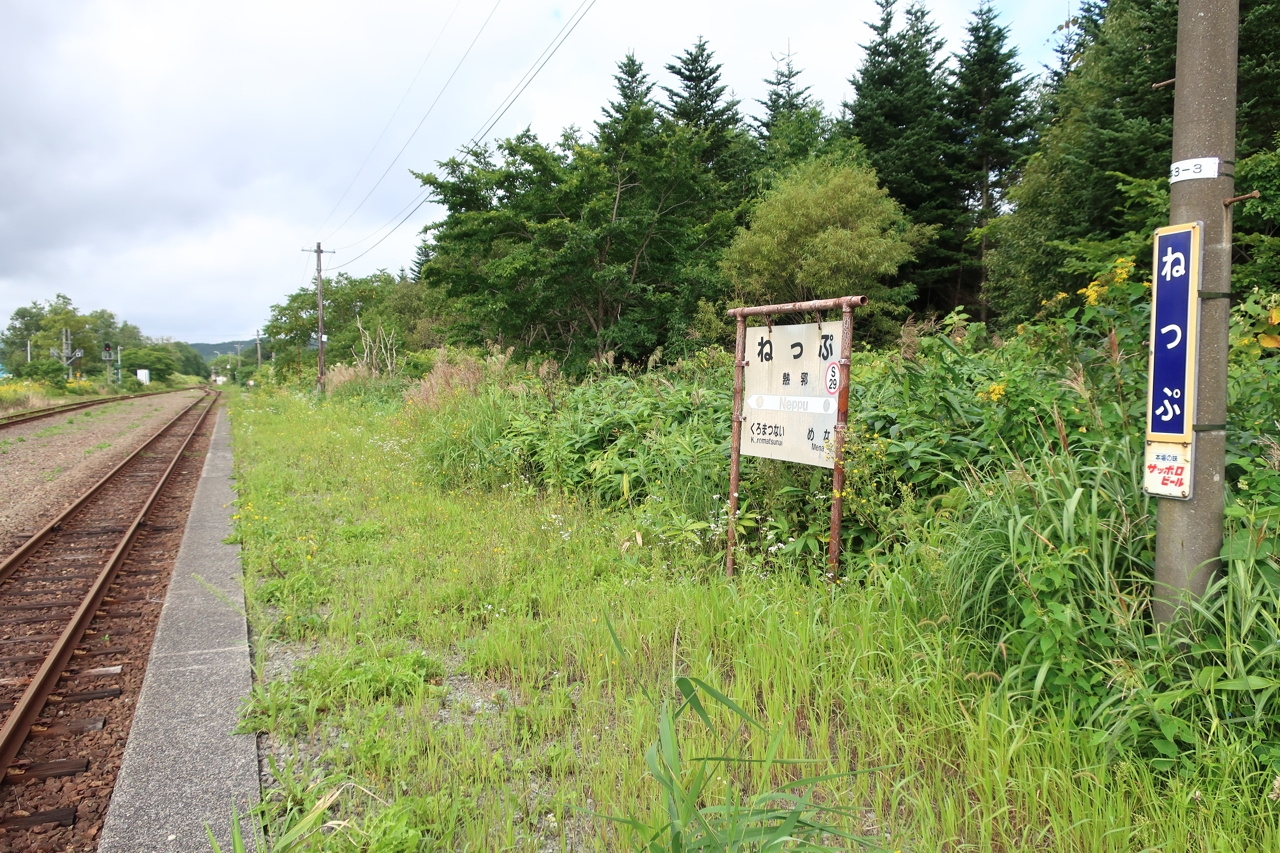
[1147,223,1202,444]
[1145,223,1201,500]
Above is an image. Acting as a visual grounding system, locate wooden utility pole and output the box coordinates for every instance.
[1153,0,1239,625]
[301,242,334,393]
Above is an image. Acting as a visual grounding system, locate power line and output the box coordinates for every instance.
[326,0,601,274]
[469,0,596,144]
[330,196,434,271]
[332,185,430,252]
[321,0,504,245]
[311,0,464,240]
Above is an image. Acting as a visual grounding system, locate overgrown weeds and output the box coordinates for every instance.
[221,290,1280,849]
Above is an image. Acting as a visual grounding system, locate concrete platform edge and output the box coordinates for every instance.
[99,407,259,853]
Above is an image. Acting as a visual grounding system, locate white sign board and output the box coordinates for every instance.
[136,369,151,385]
[1169,157,1220,183]
[1144,442,1192,499]
[741,322,841,468]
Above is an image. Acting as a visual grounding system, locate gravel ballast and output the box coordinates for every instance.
[0,391,204,556]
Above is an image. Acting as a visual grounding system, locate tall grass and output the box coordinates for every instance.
[225,389,1280,851]
[0,379,53,413]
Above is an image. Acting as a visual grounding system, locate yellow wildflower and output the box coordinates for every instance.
[978,382,1007,403]
[1078,280,1107,306]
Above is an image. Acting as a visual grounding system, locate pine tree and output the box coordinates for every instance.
[753,53,831,169]
[845,0,962,311]
[950,2,1033,299]
[663,38,741,158]
[755,53,814,137]
[411,241,432,280]
[597,53,658,152]
[602,52,655,123]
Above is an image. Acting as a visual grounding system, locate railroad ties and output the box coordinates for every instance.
[0,390,218,839]
[0,388,184,430]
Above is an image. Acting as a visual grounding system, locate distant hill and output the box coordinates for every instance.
[187,340,259,362]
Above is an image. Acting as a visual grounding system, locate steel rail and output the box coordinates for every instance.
[0,388,191,429]
[0,391,212,584]
[0,391,219,780]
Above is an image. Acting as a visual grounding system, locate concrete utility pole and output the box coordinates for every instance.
[1153,0,1239,626]
[301,242,334,393]
[255,329,262,369]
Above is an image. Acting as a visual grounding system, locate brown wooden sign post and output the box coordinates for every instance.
[725,296,868,579]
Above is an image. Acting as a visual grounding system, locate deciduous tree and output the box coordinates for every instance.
[720,156,931,344]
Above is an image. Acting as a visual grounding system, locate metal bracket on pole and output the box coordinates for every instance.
[1224,190,1260,207]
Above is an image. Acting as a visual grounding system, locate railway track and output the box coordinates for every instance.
[0,389,219,838]
[0,388,188,430]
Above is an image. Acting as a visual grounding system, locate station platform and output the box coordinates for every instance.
[98,409,258,853]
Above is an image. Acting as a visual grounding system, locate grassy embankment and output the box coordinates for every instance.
[226,313,1279,851]
[0,375,209,415]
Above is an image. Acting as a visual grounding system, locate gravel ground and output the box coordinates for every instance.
[0,399,217,852]
[0,391,204,555]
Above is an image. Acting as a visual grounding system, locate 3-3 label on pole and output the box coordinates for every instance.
[1144,222,1203,499]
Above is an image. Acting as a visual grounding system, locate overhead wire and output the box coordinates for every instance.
[468,0,595,145]
[321,0,504,246]
[329,0,602,272]
[333,186,432,254]
[330,195,434,271]
[310,0,464,240]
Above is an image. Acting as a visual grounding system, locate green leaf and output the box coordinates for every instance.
[1217,676,1277,691]
[675,677,713,730]
[683,677,765,731]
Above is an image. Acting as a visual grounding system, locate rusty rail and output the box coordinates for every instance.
[0,392,210,584]
[0,388,190,430]
[0,391,218,780]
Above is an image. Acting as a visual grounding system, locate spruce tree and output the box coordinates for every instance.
[950,2,1033,296]
[411,241,432,280]
[986,0,1280,322]
[663,38,742,158]
[985,0,1178,320]
[602,53,655,123]
[597,53,658,151]
[753,53,830,168]
[756,53,814,136]
[845,0,963,311]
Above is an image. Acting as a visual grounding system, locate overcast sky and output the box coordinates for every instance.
[0,0,1069,343]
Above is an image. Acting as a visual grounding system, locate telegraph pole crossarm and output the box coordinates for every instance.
[301,243,335,394]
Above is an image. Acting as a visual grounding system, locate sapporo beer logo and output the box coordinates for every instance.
[825,362,840,395]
